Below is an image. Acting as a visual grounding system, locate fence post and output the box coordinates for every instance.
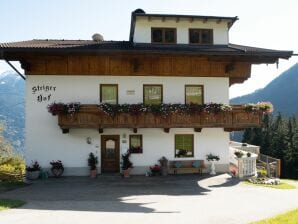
[277,159,281,178]
[266,156,270,177]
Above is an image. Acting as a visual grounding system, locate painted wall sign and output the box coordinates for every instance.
[32,85,56,102]
[126,90,135,95]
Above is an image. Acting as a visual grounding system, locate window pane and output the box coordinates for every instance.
[152,29,163,43]
[101,85,117,104]
[165,29,175,43]
[190,29,201,43]
[175,135,193,158]
[201,29,212,44]
[130,135,142,153]
[185,86,203,104]
[144,85,162,105]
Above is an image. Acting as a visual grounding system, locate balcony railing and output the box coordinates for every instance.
[56,104,263,133]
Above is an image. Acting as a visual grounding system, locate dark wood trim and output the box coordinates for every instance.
[129,134,143,153]
[151,27,177,44]
[189,28,213,44]
[185,85,204,104]
[143,84,163,105]
[100,84,118,104]
[174,134,194,158]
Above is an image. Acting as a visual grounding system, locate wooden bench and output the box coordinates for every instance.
[168,160,206,175]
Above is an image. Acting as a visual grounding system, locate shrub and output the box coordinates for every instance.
[257,168,268,178]
[0,156,25,181]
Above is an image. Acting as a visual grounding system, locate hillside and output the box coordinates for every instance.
[0,71,25,153]
[231,63,298,116]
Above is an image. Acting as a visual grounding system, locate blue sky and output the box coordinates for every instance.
[0,0,297,98]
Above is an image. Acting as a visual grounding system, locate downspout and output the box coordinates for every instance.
[4,60,26,80]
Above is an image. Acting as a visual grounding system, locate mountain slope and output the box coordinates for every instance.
[0,71,25,153]
[231,63,298,116]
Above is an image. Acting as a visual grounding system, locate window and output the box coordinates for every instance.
[151,28,176,44]
[185,85,204,104]
[175,134,194,158]
[129,135,143,153]
[100,84,118,104]
[189,29,213,44]
[143,85,163,105]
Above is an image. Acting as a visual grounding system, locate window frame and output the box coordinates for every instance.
[100,84,118,104]
[185,85,204,105]
[189,29,213,45]
[151,27,177,44]
[129,135,143,154]
[174,134,194,158]
[143,84,163,105]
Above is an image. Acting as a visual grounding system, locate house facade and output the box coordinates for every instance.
[0,9,292,176]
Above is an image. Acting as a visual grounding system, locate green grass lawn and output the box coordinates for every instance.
[0,199,25,211]
[282,179,298,182]
[0,181,27,211]
[251,208,298,224]
[244,181,296,189]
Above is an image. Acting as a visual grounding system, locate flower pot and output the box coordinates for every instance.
[27,170,40,180]
[90,169,97,178]
[161,167,168,176]
[210,160,216,175]
[51,167,64,177]
[123,168,132,178]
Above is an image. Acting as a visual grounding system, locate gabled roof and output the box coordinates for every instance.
[0,39,292,62]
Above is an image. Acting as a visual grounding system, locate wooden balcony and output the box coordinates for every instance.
[57,104,263,133]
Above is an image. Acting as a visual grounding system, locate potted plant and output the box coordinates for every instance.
[206,153,220,175]
[122,150,133,178]
[26,161,41,180]
[88,153,98,178]
[50,160,64,177]
[149,164,161,176]
[234,151,244,158]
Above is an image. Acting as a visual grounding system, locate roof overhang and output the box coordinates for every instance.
[0,41,292,65]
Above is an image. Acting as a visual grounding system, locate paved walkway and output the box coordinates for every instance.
[0,174,297,224]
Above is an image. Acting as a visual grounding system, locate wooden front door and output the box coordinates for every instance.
[101,135,120,173]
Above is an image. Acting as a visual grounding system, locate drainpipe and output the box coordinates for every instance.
[4,60,26,80]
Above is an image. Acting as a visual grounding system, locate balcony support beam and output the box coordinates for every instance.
[224,128,244,132]
[194,128,202,132]
[133,128,138,133]
[163,128,170,133]
[62,128,69,134]
[98,128,104,133]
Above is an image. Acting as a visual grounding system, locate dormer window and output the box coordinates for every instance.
[151,28,176,44]
[189,29,213,44]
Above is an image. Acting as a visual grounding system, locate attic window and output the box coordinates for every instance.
[151,28,176,44]
[189,29,213,44]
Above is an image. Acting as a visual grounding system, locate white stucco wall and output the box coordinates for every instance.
[25,75,230,175]
[133,17,229,44]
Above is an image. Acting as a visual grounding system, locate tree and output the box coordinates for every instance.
[0,122,14,157]
[242,128,253,143]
